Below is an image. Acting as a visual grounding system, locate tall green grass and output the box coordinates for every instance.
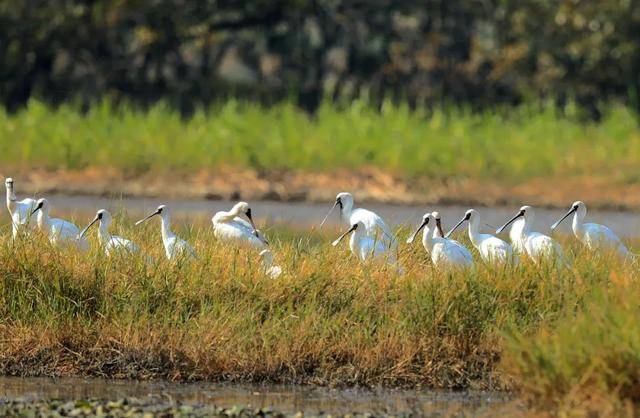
[1,213,640,416]
[2,99,640,182]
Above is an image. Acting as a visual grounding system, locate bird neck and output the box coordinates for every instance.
[160,216,175,242]
[36,210,47,230]
[467,218,482,247]
[571,212,584,237]
[340,202,353,224]
[98,223,112,245]
[5,187,16,210]
[519,217,532,238]
[349,230,362,254]
[422,225,435,251]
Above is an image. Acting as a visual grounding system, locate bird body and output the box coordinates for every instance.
[212,202,267,247]
[323,192,397,249]
[80,209,140,256]
[5,178,37,237]
[447,209,514,264]
[260,249,283,278]
[408,213,473,270]
[31,198,88,250]
[136,205,195,261]
[332,221,401,270]
[498,206,564,264]
[551,201,629,259]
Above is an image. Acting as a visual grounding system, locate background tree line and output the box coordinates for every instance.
[2,0,639,117]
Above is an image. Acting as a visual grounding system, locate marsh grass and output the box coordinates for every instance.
[1,213,639,415]
[2,100,640,183]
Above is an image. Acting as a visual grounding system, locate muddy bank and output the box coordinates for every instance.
[5,167,640,211]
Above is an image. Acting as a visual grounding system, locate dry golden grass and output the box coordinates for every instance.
[1,216,640,415]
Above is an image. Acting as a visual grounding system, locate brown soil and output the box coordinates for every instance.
[3,167,640,210]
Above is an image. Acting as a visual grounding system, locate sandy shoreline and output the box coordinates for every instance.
[4,167,640,211]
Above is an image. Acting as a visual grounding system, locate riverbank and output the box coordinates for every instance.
[3,100,640,211]
[6,167,640,211]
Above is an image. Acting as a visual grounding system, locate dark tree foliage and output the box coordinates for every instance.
[1,0,640,115]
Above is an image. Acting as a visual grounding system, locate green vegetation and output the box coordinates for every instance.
[1,214,639,415]
[2,100,640,184]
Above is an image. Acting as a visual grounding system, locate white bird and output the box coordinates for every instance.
[509,217,526,254]
[30,198,88,250]
[5,177,37,238]
[332,221,401,269]
[446,209,515,264]
[497,206,565,265]
[551,201,630,259]
[407,213,473,270]
[135,205,195,261]
[259,249,283,278]
[212,201,268,247]
[321,192,397,249]
[79,209,140,256]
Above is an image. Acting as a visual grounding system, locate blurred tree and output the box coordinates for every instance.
[1,0,639,115]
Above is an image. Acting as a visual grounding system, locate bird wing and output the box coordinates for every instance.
[14,199,36,225]
[51,219,80,240]
[110,236,139,253]
[482,236,512,260]
[351,209,396,244]
[215,221,266,247]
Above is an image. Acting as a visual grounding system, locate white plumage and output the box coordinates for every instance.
[260,249,283,278]
[212,201,267,247]
[332,221,402,271]
[497,205,565,265]
[321,192,397,249]
[447,209,515,264]
[135,205,195,261]
[5,177,37,238]
[551,201,630,259]
[80,209,140,256]
[31,198,88,250]
[407,213,473,270]
[509,217,526,254]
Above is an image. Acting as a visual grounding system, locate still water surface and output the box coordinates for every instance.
[0,377,517,416]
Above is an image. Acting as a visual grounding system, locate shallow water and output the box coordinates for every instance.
[0,377,516,416]
[33,195,640,237]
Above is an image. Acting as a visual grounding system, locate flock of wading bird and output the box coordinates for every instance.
[4,177,635,277]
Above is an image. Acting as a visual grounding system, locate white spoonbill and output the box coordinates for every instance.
[259,249,283,278]
[407,213,473,270]
[79,209,140,256]
[551,201,630,259]
[321,192,397,248]
[497,206,564,264]
[5,177,37,237]
[30,198,88,250]
[135,205,195,261]
[332,221,401,269]
[446,209,514,264]
[212,202,268,247]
